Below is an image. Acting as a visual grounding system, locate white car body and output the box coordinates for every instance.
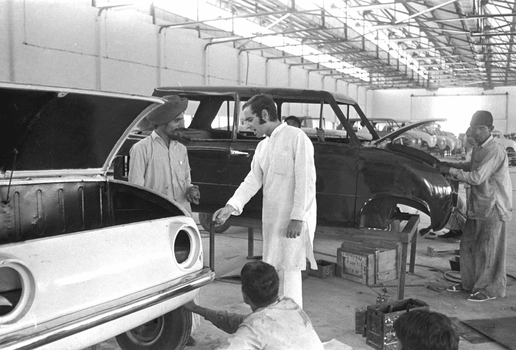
[492,130,516,164]
[409,128,438,149]
[417,125,449,151]
[0,83,214,350]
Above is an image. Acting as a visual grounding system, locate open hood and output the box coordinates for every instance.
[374,118,447,145]
[0,83,163,177]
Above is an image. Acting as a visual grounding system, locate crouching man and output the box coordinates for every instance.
[183,261,324,350]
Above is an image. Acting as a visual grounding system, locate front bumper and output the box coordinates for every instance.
[0,267,215,350]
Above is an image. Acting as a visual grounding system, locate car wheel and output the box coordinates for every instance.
[116,307,192,350]
[198,213,231,233]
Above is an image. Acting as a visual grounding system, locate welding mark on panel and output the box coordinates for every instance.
[36,189,45,236]
[58,189,65,233]
[78,186,85,229]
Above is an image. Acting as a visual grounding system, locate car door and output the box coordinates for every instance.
[313,101,360,227]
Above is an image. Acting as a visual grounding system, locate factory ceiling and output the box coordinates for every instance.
[95,0,516,90]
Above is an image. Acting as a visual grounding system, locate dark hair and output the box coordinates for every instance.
[393,310,459,350]
[242,94,279,122]
[284,116,302,128]
[240,261,279,308]
[471,110,493,127]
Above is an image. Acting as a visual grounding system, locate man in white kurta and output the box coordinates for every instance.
[213,94,317,307]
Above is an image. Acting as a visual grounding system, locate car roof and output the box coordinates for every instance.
[152,86,358,105]
[0,82,163,175]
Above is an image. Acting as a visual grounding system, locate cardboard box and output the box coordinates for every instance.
[307,260,336,279]
[365,298,429,350]
[336,242,400,285]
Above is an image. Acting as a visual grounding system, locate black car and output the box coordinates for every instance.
[117,86,454,233]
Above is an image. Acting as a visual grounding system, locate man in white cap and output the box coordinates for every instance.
[438,110,512,302]
[129,95,200,214]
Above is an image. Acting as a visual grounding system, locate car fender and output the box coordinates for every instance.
[357,146,454,231]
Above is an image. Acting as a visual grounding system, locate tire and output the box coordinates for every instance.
[198,212,231,233]
[116,307,192,350]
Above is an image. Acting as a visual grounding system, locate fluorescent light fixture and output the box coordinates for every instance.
[153,0,370,80]
[153,0,427,81]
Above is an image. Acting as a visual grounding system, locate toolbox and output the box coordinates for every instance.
[364,298,429,350]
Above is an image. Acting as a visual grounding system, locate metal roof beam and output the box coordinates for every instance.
[158,8,320,30]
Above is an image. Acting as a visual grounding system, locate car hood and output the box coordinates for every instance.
[0,83,164,177]
[375,119,446,144]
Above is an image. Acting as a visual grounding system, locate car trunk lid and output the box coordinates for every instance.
[0,83,163,178]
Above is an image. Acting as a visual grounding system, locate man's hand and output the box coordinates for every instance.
[286,219,303,239]
[316,127,325,142]
[182,300,203,315]
[212,204,236,226]
[436,163,450,174]
[186,185,201,205]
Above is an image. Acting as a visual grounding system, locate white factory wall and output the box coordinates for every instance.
[0,0,374,124]
[372,87,516,134]
[6,0,515,134]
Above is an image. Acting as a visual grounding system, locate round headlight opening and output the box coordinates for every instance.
[174,230,191,264]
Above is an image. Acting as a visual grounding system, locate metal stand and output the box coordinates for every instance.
[316,213,420,300]
[206,214,419,300]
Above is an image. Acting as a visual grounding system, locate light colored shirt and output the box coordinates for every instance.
[449,136,512,221]
[128,131,192,213]
[227,123,317,271]
[204,298,324,350]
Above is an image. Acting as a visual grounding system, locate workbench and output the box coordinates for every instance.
[208,213,420,300]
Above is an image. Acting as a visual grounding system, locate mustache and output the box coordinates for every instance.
[170,128,191,144]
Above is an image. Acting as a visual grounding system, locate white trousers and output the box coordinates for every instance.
[278,270,303,308]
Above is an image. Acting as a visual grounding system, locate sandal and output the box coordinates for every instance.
[467,291,496,302]
[446,284,464,292]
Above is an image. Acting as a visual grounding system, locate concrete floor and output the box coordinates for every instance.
[93,167,516,350]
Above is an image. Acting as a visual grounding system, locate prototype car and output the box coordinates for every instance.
[0,83,214,350]
[117,86,454,234]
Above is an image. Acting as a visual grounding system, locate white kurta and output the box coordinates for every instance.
[227,123,317,271]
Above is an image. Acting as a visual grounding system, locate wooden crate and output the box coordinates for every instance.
[307,260,336,279]
[336,242,400,285]
[365,298,429,350]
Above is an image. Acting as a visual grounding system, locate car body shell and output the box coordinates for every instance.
[0,83,214,350]
[444,131,462,152]
[119,86,454,232]
[492,129,516,164]
[348,118,422,149]
[403,125,438,149]
[417,124,449,151]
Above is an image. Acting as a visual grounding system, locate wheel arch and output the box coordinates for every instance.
[359,195,430,229]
